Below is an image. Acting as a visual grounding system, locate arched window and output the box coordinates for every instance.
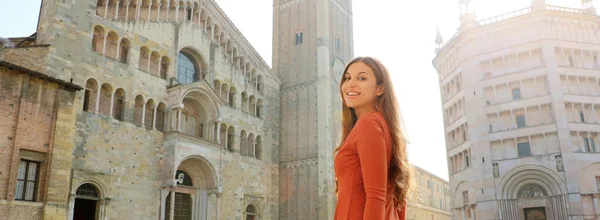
[255,136,262,160]
[113,88,126,121]
[227,127,234,152]
[247,133,255,158]
[92,26,105,54]
[256,99,263,118]
[240,130,247,156]
[249,96,256,116]
[99,83,113,116]
[139,46,150,72]
[105,31,119,59]
[219,124,227,146]
[156,103,166,132]
[257,75,262,92]
[145,99,156,129]
[134,95,145,127]
[246,204,258,220]
[241,92,248,113]
[96,0,106,17]
[119,38,130,63]
[160,56,170,79]
[177,52,198,84]
[228,87,236,107]
[150,51,161,76]
[84,79,98,113]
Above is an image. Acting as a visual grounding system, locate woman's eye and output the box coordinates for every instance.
[359,77,366,81]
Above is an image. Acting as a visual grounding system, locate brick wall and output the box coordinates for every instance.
[0,66,78,220]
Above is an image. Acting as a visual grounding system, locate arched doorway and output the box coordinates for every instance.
[73,183,100,220]
[164,156,217,220]
[497,165,568,220]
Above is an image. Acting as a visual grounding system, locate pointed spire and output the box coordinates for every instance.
[435,26,444,54]
[435,26,443,43]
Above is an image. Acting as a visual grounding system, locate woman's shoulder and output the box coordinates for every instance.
[355,111,385,131]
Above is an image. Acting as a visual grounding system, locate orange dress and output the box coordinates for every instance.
[334,111,406,220]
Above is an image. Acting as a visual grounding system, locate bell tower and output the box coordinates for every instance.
[273,0,354,219]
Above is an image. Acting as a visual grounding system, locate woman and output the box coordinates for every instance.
[334,57,412,220]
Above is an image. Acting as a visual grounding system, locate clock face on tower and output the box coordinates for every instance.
[332,58,345,84]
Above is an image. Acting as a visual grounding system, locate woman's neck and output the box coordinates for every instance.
[354,105,376,119]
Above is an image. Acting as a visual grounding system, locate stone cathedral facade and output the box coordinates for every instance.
[433,0,600,219]
[0,0,352,219]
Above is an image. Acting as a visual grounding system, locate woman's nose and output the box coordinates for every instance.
[348,79,357,87]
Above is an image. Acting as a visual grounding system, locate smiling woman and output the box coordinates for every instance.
[334,56,412,220]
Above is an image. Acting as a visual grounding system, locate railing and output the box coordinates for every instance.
[439,32,458,54]
[546,4,583,14]
[437,4,589,54]
[478,7,532,26]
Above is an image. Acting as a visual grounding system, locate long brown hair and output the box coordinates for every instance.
[334,56,413,209]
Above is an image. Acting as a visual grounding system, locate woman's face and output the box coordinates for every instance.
[341,61,383,111]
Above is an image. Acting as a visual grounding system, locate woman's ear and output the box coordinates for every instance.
[376,85,384,96]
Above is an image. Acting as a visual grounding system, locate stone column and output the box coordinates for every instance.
[156,2,161,21]
[224,126,228,148]
[95,85,101,114]
[102,33,108,56]
[136,0,141,21]
[152,106,157,129]
[197,6,201,23]
[104,0,109,19]
[204,15,208,30]
[141,102,146,127]
[109,91,115,118]
[147,3,152,21]
[147,52,152,74]
[470,206,475,220]
[593,194,600,216]
[169,190,175,220]
[175,5,179,22]
[177,107,182,132]
[216,193,221,220]
[115,40,121,61]
[196,190,208,220]
[190,5,194,22]
[462,207,466,220]
[115,1,120,19]
[211,25,215,41]
[166,2,170,21]
[125,1,130,19]
[216,123,221,143]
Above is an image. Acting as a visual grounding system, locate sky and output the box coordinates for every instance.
[0,0,591,181]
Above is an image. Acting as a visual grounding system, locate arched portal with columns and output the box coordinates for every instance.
[497,165,568,220]
[169,87,220,141]
[162,156,218,220]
